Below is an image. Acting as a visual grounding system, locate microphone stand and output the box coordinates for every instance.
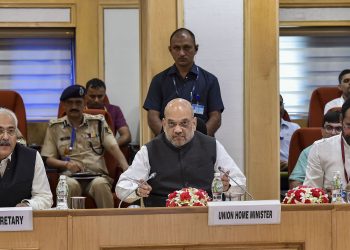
[218,167,254,200]
[118,173,157,208]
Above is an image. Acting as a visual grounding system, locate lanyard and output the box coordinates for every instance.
[64,127,75,161]
[172,66,199,102]
[340,137,349,183]
[69,127,76,151]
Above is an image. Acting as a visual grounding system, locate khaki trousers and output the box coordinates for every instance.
[66,176,113,208]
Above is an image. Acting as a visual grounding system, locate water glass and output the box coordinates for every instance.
[71,196,86,209]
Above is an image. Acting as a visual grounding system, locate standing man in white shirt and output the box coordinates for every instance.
[324,69,350,114]
[304,98,350,190]
[0,108,52,209]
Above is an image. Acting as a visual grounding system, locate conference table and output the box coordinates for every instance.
[0,204,348,250]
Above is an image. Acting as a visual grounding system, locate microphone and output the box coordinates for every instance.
[118,172,157,208]
[218,166,254,200]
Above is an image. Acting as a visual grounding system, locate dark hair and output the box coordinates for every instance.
[86,78,106,90]
[341,98,350,118]
[170,28,196,45]
[323,108,341,125]
[338,69,350,84]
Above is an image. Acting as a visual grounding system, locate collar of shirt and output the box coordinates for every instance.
[280,119,290,129]
[167,63,199,80]
[0,154,12,177]
[65,113,89,128]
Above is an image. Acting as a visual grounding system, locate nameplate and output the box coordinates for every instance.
[0,207,33,231]
[208,200,281,226]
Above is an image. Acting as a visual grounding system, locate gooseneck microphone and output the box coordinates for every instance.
[118,172,157,208]
[218,166,254,200]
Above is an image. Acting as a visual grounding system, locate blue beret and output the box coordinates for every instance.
[60,85,86,101]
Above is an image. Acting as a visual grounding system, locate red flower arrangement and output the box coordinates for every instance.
[282,185,329,204]
[166,187,211,207]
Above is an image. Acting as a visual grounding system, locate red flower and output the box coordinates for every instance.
[167,201,176,207]
[287,189,294,196]
[180,191,191,201]
[294,189,306,201]
[311,189,321,198]
[283,185,329,204]
[196,191,205,199]
[166,187,210,207]
[168,192,177,200]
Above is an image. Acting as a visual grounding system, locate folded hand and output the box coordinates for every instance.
[136,179,152,197]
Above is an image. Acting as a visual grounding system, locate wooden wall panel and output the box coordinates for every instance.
[0,213,68,250]
[75,0,99,85]
[140,0,179,144]
[0,205,341,250]
[244,0,280,199]
[69,206,331,250]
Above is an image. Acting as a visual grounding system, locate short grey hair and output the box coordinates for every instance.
[0,108,18,128]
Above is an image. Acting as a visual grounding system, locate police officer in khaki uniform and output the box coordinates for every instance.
[41,85,128,208]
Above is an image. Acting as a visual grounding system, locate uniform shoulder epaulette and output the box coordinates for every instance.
[84,113,105,121]
[48,117,66,127]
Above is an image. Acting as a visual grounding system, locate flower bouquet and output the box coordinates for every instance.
[282,185,329,204]
[166,187,211,207]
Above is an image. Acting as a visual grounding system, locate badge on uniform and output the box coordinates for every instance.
[192,103,204,115]
[63,147,72,161]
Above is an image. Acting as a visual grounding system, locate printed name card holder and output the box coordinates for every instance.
[0,207,33,231]
[208,200,281,226]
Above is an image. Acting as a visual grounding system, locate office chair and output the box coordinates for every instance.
[287,127,323,176]
[308,87,342,127]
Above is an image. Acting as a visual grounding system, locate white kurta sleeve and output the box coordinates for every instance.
[23,152,53,210]
[115,145,151,203]
[214,140,247,197]
[303,142,324,188]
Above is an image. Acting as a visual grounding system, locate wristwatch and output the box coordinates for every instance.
[20,200,30,206]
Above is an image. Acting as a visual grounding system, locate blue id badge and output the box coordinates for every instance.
[192,103,205,115]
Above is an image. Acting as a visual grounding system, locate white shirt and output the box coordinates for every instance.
[0,151,53,210]
[280,119,300,162]
[116,140,247,203]
[324,96,345,114]
[0,157,9,177]
[304,134,350,189]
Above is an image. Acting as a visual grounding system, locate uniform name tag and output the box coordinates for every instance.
[192,104,204,115]
[0,207,33,231]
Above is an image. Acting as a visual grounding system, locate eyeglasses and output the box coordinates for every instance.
[0,127,16,137]
[324,125,342,133]
[166,119,192,129]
